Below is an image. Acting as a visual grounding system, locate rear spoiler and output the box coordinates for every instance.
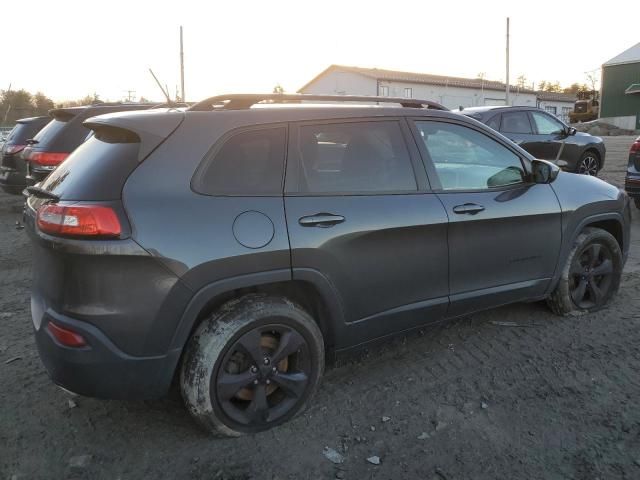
[84,109,185,162]
[48,108,81,122]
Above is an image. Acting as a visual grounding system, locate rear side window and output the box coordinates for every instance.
[294,121,416,193]
[38,127,140,200]
[500,111,533,134]
[195,127,286,195]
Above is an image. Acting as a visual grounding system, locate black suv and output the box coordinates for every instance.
[23,103,159,186]
[0,116,51,194]
[459,106,606,176]
[24,94,630,437]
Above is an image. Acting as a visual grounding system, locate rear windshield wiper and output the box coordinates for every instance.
[26,186,60,201]
[26,139,39,145]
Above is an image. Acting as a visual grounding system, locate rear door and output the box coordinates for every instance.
[284,118,449,348]
[410,118,562,317]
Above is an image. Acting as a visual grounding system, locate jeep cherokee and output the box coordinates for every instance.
[24,94,631,436]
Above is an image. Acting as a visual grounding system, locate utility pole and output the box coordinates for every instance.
[180,26,185,102]
[505,17,510,106]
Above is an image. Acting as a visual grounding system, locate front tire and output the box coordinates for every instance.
[547,227,622,315]
[576,151,600,176]
[180,295,324,437]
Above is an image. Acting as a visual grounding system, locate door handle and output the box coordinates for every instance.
[299,213,345,227]
[453,203,485,215]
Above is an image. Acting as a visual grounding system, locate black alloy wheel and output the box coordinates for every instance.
[569,242,614,309]
[213,325,311,427]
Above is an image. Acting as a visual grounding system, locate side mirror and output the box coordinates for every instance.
[531,159,560,184]
[567,127,577,136]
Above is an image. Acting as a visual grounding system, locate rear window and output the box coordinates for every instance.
[194,127,286,195]
[5,120,48,144]
[39,127,140,200]
[32,114,75,146]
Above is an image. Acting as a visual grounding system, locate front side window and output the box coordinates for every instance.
[415,121,525,191]
[196,127,286,195]
[500,111,533,134]
[295,121,416,193]
[531,111,564,135]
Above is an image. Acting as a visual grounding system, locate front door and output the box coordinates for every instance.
[528,110,566,161]
[284,118,449,348]
[411,118,562,317]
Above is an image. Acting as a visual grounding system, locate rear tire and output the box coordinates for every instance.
[547,227,622,316]
[180,294,324,437]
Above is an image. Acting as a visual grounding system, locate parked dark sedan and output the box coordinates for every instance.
[0,116,51,194]
[23,103,159,186]
[624,137,640,208]
[459,106,606,176]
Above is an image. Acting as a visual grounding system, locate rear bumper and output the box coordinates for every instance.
[625,173,640,198]
[34,307,181,400]
[0,167,26,194]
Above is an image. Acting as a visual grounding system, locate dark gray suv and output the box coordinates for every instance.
[24,94,631,437]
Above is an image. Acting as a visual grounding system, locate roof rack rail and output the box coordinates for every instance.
[189,93,447,111]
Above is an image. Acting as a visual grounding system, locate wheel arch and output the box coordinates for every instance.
[547,212,627,296]
[169,269,343,356]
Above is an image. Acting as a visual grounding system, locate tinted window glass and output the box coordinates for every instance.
[5,119,49,144]
[531,111,564,135]
[296,121,416,193]
[32,117,73,146]
[486,114,501,131]
[197,127,285,195]
[500,111,532,134]
[39,128,140,200]
[416,121,525,190]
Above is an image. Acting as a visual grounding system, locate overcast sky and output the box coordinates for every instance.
[2,0,637,102]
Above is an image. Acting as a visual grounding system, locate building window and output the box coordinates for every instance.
[404,88,412,98]
[379,85,389,97]
[544,105,557,115]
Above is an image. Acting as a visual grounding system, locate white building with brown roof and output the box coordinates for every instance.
[299,65,538,110]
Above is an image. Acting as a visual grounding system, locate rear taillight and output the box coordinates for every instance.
[630,141,640,154]
[36,204,121,238]
[47,322,87,347]
[4,144,26,155]
[28,151,70,166]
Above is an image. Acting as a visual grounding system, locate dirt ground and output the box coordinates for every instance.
[2,137,640,480]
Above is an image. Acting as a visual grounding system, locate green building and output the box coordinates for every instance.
[601,42,640,130]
